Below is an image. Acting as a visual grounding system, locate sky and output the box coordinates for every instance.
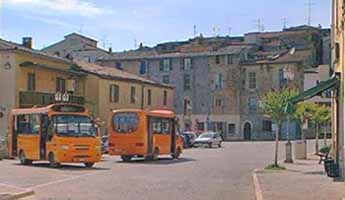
[0,0,332,51]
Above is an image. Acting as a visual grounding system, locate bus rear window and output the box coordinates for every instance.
[113,113,139,133]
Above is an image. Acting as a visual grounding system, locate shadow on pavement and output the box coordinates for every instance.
[12,162,110,171]
[116,157,197,165]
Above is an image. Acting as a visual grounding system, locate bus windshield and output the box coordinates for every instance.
[53,115,97,137]
[113,112,139,133]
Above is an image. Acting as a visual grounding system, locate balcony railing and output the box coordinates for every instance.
[19,91,85,108]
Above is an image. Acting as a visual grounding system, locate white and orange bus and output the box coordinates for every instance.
[8,104,102,168]
[108,109,183,162]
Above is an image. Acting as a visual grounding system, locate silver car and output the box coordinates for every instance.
[194,132,222,148]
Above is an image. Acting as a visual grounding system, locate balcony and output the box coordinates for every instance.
[19,91,85,108]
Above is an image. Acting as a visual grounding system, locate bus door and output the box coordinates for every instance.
[147,117,154,155]
[40,114,49,160]
[170,119,176,154]
[9,115,18,157]
[16,114,41,160]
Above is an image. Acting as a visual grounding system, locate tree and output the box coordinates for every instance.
[261,88,298,166]
[294,102,316,141]
[310,105,331,152]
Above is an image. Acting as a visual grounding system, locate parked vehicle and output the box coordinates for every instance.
[194,132,222,148]
[101,135,109,154]
[108,109,184,162]
[182,132,197,148]
[8,104,102,168]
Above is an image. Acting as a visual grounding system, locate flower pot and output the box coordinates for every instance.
[324,159,339,178]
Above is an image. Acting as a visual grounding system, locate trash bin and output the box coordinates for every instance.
[295,140,307,159]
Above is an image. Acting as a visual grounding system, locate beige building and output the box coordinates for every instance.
[75,61,174,134]
[0,37,85,146]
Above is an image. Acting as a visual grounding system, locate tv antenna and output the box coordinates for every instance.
[282,18,288,29]
[193,25,197,36]
[254,19,264,32]
[305,0,315,26]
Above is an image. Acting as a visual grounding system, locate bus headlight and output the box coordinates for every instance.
[60,145,70,150]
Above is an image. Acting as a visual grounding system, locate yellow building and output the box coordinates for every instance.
[0,37,175,146]
[0,37,85,146]
[75,61,175,134]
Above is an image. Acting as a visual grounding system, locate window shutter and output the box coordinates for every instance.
[169,59,172,71]
[180,58,184,70]
[190,58,194,69]
[159,60,163,71]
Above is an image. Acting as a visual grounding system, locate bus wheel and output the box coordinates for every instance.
[19,151,32,165]
[48,153,61,168]
[152,148,159,161]
[84,163,95,168]
[121,155,132,162]
[172,147,181,159]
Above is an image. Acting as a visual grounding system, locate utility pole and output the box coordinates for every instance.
[306,0,315,26]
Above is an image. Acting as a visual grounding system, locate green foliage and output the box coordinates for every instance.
[319,145,331,154]
[265,164,286,170]
[310,104,331,125]
[294,102,317,123]
[261,88,299,125]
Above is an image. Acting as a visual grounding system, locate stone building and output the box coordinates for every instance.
[42,33,113,62]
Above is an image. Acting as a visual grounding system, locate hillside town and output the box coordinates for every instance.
[0,0,345,200]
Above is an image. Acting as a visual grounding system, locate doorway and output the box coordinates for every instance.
[244,122,252,140]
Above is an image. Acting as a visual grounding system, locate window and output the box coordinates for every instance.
[162,75,170,84]
[27,73,35,91]
[110,84,119,103]
[151,117,172,134]
[16,114,40,134]
[184,74,191,90]
[248,72,257,89]
[115,62,122,70]
[56,77,66,93]
[215,55,220,64]
[279,69,287,89]
[248,97,257,111]
[228,124,236,134]
[197,122,205,131]
[183,58,192,70]
[227,55,234,64]
[215,99,223,107]
[263,120,272,132]
[130,86,136,104]
[160,59,171,72]
[147,89,152,106]
[139,61,147,74]
[113,112,139,133]
[215,73,224,89]
[183,99,191,115]
[163,90,168,106]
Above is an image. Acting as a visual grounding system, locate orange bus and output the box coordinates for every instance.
[8,104,102,168]
[108,109,183,162]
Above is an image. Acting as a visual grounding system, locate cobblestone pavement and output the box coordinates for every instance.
[0,141,317,200]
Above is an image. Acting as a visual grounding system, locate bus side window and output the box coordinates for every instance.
[47,118,54,141]
[16,115,28,134]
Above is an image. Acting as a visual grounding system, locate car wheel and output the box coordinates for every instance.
[48,153,61,168]
[208,143,212,148]
[218,142,222,148]
[84,163,95,168]
[121,155,132,162]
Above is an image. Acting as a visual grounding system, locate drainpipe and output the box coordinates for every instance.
[141,84,145,109]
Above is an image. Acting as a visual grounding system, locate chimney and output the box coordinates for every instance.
[22,37,33,49]
[108,47,112,53]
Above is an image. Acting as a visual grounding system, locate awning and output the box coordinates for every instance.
[286,75,340,113]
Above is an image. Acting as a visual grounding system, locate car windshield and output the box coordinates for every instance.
[200,133,214,138]
[53,115,97,137]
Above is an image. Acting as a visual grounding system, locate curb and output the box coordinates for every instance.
[0,189,34,200]
[252,169,264,200]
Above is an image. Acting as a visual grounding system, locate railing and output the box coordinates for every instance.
[19,91,85,108]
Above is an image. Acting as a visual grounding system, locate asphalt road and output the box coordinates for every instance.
[0,141,317,200]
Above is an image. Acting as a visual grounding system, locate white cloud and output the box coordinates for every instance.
[4,0,107,16]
